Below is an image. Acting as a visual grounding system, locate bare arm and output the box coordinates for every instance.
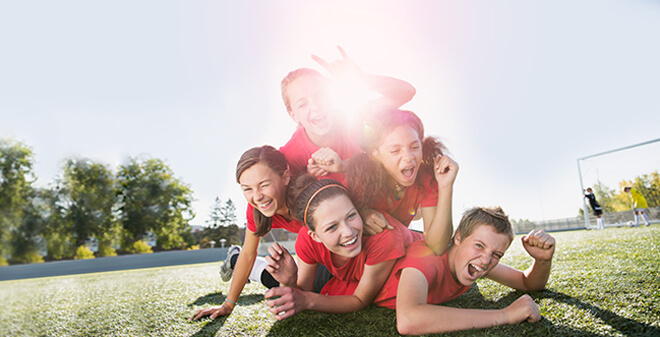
[264,259,396,320]
[396,268,541,335]
[487,230,555,291]
[421,155,459,255]
[190,228,260,320]
[312,46,416,111]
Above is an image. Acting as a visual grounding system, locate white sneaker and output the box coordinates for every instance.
[220,245,241,282]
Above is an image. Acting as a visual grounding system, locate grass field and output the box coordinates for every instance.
[1,226,658,337]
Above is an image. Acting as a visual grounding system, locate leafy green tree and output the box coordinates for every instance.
[116,157,194,251]
[39,187,75,259]
[0,138,36,261]
[59,158,118,248]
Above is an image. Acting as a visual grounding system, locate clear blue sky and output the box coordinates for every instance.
[1,1,659,229]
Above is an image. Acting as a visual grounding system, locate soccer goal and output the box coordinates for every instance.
[577,138,660,229]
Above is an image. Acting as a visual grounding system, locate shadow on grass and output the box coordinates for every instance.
[188,293,267,337]
[531,290,660,337]
[188,292,265,308]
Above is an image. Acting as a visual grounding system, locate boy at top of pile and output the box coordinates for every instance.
[375,206,556,334]
[345,108,459,254]
[280,46,416,183]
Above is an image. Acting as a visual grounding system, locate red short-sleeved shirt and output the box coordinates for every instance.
[295,213,421,295]
[373,240,470,309]
[374,170,439,227]
[280,125,361,184]
[245,204,303,234]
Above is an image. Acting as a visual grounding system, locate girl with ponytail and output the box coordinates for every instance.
[346,109,458,255]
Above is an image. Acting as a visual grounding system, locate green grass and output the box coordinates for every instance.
[1,226,659,336]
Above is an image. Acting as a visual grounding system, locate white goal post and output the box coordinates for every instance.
[577,138,660,229]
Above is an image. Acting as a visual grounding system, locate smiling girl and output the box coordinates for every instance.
[190,145,302,320]
[263,175,421,320]
[346,108,458,254]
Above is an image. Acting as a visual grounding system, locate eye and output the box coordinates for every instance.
[492,253,503,260]
[476,243,484,249]
[260,183,270,189]
[242,187,252,193]
[325,224,338,233]
[347,211,358,221]
[390,149,400,155]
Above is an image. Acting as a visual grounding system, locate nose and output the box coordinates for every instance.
[479,253,492,267]
[402,148,414,162]
[339,222,354,238]
[254,189,264,202]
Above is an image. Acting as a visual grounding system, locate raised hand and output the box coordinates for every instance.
[311,45,362,80]
[434,155,459,190]
[264,286,310,321]
[521,230,555,262]
[502,294,542,324]
[264,242,298,287]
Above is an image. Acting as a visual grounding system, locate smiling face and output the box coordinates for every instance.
[371,125,423,188]
[239,162,290,218]
[285,74,335,144]
[308,194,364,261]
[448,224,512,286]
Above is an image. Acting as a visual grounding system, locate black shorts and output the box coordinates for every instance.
[593,209,602,216]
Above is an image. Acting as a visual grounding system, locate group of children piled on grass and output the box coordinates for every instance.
[190,47,556,334]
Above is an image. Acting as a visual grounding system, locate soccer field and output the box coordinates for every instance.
[1,226,658,337]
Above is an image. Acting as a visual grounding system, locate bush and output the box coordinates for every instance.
[132,240,153,254]
[0,257,8,266]
[186,244,200,251]
[97,243,117,257]
[75,245,95,260]
[15,250,45,264]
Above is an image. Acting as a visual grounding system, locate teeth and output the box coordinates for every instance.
[471,264,484,272]
[340,236,357,247]
[258,200,272,208]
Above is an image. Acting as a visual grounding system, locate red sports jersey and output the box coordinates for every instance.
[295,213,421,295]
[373,240,470,309]
[245,204,303,234]
[374,170,439,227]
[280,125,361,184]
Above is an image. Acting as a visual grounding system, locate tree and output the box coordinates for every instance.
[116,157,194,251]
[0,138,36,261]
[202,198,241,247]
[58,158,118,248]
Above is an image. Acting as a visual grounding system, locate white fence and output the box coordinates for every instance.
[514,207,660,234]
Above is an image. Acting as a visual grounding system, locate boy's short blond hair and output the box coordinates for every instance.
[454,206,514,243]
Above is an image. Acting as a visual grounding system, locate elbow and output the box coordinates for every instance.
[396,309,420,335]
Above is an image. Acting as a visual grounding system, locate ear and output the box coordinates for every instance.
[371,148,380,160]
[287,109,299,123]
[308,229,322,243]
[282,169,291,186]
[453,232,462,246]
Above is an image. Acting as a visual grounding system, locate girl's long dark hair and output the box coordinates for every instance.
[236,145,289,237]
[346,109,447,209]
[287,174,352,231]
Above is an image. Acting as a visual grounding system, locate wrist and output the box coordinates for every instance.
[223,299,237,310]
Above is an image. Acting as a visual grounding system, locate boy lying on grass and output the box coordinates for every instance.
[375,206,555,335]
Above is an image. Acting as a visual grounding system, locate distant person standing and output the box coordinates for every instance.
[622,186,651,227]
[584,188,605,230]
